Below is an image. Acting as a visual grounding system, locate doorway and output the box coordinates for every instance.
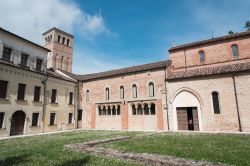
[10,110,26,136]
[176,107,199,131]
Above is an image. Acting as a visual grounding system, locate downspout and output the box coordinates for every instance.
[232,74,242,132]
[164,65,169,130]
[42,75,48,133]
[74,81,79,129]
[184,49,187,72]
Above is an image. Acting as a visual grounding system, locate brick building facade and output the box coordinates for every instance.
[0,27,250,137]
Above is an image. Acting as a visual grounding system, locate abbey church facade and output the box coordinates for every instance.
[0,27,250,137]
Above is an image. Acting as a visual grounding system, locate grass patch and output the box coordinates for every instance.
[101,132,250,166]
[0,130,142,166]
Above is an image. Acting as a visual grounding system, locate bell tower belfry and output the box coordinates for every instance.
[42,27,74,73]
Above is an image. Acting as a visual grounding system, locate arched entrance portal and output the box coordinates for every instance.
[172,90,202,131]
[10,110,26,136]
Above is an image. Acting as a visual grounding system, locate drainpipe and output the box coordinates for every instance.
[184,49,187,72]
[42,75,48,133]
[232,74,242,132]
[164,65,169,130]
[74,81,79,129]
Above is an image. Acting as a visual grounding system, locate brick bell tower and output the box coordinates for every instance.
[42,27,74,73]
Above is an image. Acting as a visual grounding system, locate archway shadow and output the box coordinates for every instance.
[0,154,29,165]
[57,156,90,166]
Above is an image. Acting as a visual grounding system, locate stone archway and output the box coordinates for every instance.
[171,89,203,131]
[10,110,26,136]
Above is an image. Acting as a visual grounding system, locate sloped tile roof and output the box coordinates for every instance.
[60,60,169,81]
[169,31,250,52]
[167,62,250,80]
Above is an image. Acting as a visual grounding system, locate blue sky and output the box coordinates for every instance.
[0,0,249,74]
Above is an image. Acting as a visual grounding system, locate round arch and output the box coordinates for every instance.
[170,88,203,131]
[10,110,26,136]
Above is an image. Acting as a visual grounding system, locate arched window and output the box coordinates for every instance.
[149,82,154,97]
[150,103,156,115]
[144,104,149,115]
[105,88,109,100]
[132,84,137,98]
[231,44,239,58]
[137,104,143,115]
[66,58,70,71]
[103,106,107,115]
[199,51,205,62]
[120,86,124,99]
[58,35,61,43]
[62,37,65,44]
[61,56,64,70]
[66,39,70,46]
[98,106,102,115]
[112,106,116,115]
[86,90,89,102]
[132,104,136,115]
[107,106,111,115]
[212,91,220,114]
[117,105,120,115]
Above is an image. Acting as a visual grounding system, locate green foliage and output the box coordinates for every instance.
[102,133,250,166]
[228,30,235,35]
[244,20,250,31]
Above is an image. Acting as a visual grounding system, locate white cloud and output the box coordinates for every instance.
[0,0,108,44]
[73,48,135,74]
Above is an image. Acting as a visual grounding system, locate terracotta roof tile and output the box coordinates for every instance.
[60,60,169,81]
[169,31,250,52]
[167,62,250,80]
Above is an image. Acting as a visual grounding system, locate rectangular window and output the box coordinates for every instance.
[58,35,61,43]
[17,83,26,100]
[2,47,12,62]
[20,53,29,67]
[62,37,65,44]
[34,86,41,102]
[36,59,43,71]
[49,113,56,125]
[0,112,5,128]
[69,92,73,105]
[66,39,70,46]
[0,80,8,99]
[32,113,39,126]
[68,113,73,124]
[51,89,57,103]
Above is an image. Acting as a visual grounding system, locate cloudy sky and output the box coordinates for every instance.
[0,0,249,74]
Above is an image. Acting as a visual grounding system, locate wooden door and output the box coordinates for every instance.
[10,111,26,136]
[176,108,188,130]
[192,107,199,131]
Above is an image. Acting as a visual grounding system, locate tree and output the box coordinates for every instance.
[244,21,250,31]
[228,30,235,35]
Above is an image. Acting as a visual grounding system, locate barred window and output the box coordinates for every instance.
[2,47,12,62]
[32,113,39,126]
[17,83,26,100]
[49,113,56,125]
